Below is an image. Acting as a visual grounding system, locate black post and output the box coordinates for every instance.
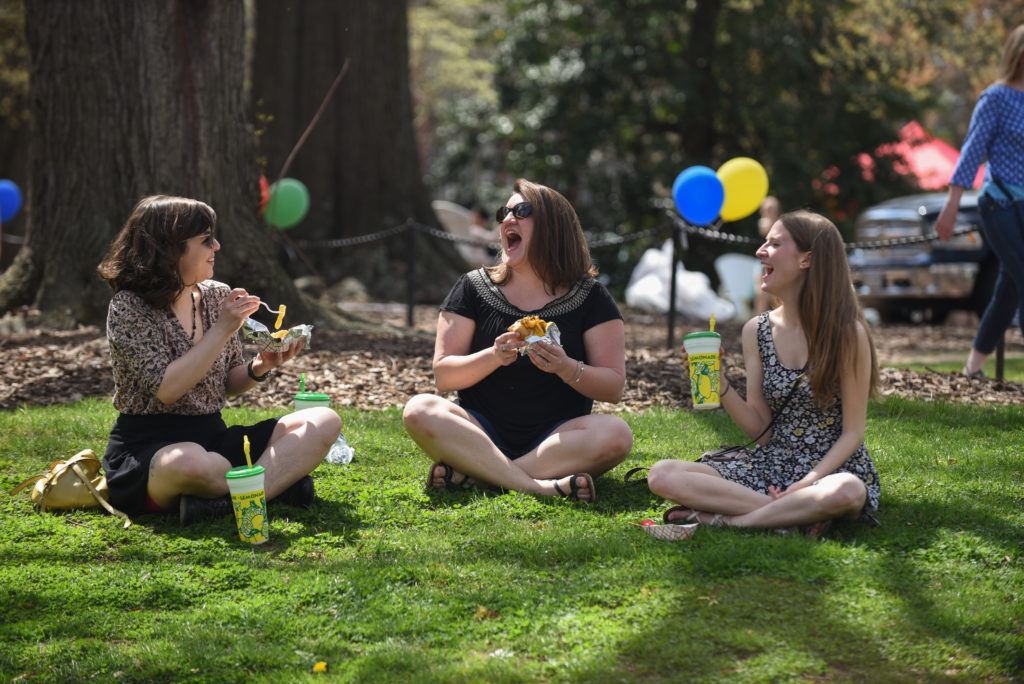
[996,335,1005,381]
[667,223,682,349]
[406,220,417,328]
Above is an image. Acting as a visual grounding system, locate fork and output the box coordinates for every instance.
[258,301,284,315]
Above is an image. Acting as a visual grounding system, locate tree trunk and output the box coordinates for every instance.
[0,0,320,328]
[253,0,464,303]
[683,0,721,163]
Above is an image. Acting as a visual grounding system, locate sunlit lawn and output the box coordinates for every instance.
[1,397,1022,682]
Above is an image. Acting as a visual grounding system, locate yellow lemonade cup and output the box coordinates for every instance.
[683,331,722,410]
[225,465,268,544]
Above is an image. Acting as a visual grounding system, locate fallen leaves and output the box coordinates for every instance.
[1,310,1021,412]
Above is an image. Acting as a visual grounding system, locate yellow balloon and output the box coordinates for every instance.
[717,157,769,222]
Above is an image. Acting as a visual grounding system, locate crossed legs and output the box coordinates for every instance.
[646,458,866,529]
[403,393,632,500]
[147,406,341,508]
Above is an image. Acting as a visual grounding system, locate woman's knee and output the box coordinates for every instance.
[402,394,447,436]
[646,459,690,497]
[819,475,866,515]
[600,416,634,460]
[153,443,217,482]
[313,406,342,439]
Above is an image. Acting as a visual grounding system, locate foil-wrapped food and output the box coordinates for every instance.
[243,317,313,352]
[508,315,561,355]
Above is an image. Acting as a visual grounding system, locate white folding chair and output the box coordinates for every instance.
[714,253,761,320]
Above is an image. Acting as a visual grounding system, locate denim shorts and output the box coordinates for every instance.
[464,408,569,460]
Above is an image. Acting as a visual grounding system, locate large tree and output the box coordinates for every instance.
[0,0,29,271]
[0,0,320,327]
[252,0,464,302]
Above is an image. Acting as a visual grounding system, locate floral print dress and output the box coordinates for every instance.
[706,312,881,522]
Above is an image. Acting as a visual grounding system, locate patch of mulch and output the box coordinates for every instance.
[1,306,1021,411]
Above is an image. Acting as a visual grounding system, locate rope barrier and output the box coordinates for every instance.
[294,218,980,252]
[287,212,985,351]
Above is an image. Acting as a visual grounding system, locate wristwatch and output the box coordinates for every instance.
[247,358,272,382]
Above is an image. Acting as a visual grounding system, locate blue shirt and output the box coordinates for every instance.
[951,85,1024,199]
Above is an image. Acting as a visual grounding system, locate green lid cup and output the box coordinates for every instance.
[225,464,268,544]
[682,331,722,410]
[294,392,330,411]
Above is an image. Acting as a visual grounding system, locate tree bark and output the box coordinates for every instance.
[0,0,320,328]
[253,0,464,303]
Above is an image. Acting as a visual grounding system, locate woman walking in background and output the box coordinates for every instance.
[935,24,1024,378]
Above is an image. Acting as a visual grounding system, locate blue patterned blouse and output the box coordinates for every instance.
[950,84,1024,201]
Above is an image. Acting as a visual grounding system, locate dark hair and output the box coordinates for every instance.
[779,210,878,408]
[97,195,217,310]
[486,178,597,292]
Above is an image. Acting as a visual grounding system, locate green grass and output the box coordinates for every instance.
[889,357,1024,384]
[2,398,1023,682]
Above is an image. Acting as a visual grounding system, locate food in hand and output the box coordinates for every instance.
[508,315,550,339]
[274,305,286,330]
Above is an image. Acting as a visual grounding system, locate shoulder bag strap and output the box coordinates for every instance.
[989,176,1024,228]
[70,462,132,529]
[9,475,44,497]
[991,175,1014,202]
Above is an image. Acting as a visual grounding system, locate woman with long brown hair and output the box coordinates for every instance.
[403,179,633,501]
[647,211,881,536]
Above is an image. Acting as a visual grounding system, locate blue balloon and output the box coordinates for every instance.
[672,166,724,225]
[0,179,22,223]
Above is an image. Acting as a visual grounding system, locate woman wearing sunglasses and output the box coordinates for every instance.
[403,179,633,501]
[97,196,342,525]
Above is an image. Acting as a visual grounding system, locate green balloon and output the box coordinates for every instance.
[264,178,310,229]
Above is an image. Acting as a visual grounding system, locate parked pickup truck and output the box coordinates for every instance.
[847,192,995,322]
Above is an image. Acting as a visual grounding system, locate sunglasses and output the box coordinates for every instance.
[495,202,533,222]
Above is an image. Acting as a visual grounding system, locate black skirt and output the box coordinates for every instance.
[103,412,279,516]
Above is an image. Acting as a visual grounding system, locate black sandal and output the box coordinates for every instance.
[425,462,474,492]
[552,473,596,503]
[662,505,699,525]
[623,466,649,485]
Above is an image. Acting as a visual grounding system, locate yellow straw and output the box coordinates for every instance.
[709,314,715,332]
[243,435,252,468]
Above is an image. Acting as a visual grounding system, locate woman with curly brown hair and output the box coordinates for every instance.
[403,179,633,502]
[97,195,341,525]
[647,211,881,536]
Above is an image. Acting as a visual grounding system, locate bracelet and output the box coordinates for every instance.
[720,381,731,398]
[564,360,581,384]
[247,358,272,383]
[574,361,586,384]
